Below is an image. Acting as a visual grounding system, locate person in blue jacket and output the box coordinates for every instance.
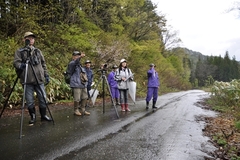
[84,60,93,107]
[67,51,90,116]
[146,63,160,110]
[108,65,120,105]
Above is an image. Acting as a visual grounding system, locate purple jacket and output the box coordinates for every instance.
[108,71,118,88]
[147,68,160,87]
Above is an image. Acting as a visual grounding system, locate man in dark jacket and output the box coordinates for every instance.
[13,31,52,125]
[146,63,160,110]
[84,60,93,107]
[67,51,90,116]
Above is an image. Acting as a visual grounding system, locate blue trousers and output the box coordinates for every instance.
[25,84,47,109]
[119,89,128,104]
[146,87,158,102]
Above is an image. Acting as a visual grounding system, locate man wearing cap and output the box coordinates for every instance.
[108,64,120,105]
[13,31,52,125]
[146,63,160,110]
[67,51,90,116]
[83,60,93,107]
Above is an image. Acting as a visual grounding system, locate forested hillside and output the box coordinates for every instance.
[0,0,239,107]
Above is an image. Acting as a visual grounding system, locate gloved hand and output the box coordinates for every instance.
[45,76,50,85]
[19,63,26,70]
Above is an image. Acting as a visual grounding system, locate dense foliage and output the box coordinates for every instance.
[190,51,240,87]
[0,0,239,108]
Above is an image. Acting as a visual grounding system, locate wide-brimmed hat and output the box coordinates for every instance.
[24,32,36,38]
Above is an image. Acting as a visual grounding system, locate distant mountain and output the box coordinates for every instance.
[182,47,207,62]
[173,47,208,70]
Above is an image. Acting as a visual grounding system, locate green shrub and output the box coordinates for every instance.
[235,121,240,130]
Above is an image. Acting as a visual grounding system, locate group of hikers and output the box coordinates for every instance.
[13,31,160,125]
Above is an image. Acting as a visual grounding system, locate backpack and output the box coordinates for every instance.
[64,64,88,85]
[80,67,88,85]
[64,63,74,84]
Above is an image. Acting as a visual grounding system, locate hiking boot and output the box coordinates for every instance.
[84,111,90,115]
[74,109,82,116]
[115,98,120,105]
[28,108,36,124]
[146,101,149,110]
[40,108,52,122]
[152,101,157,109]
[74,101,82,116]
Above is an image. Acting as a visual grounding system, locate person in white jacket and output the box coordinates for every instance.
[114,59,133,112]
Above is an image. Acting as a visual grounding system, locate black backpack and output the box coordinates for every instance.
[63,63,75,84]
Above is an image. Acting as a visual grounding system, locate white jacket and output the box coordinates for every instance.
[114,67,133,90]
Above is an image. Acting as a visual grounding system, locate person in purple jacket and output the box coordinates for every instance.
[107,65,120,105]
[146,63,160,110]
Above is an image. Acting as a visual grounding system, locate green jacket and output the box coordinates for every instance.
[13,47,49,85]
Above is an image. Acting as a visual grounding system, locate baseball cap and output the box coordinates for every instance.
[149,63,155,67]
[85,60,91,64]
[112,65,118,69]
[72,51,81,56]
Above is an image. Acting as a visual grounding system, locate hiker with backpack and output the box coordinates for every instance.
[114,59,134,112]
[67,51,90,116]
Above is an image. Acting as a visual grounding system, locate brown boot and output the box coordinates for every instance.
[80,99,90,115]
[121,104,125,112]
[125,104,131,112]
[84,111,90,115]
[74,101,81,116]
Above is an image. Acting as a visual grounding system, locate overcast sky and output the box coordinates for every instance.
[151,0,240,61]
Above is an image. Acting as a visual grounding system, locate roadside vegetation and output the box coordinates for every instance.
[204,80,240,160]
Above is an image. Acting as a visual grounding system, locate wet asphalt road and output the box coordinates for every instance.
[0,90,216,160]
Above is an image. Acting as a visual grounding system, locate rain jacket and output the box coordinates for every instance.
[147,68,160,87]
[13,47,48,85]
[115,67,133,90]
[67,58,86,89]
[84,67,93,89]
[108,71,118,88]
